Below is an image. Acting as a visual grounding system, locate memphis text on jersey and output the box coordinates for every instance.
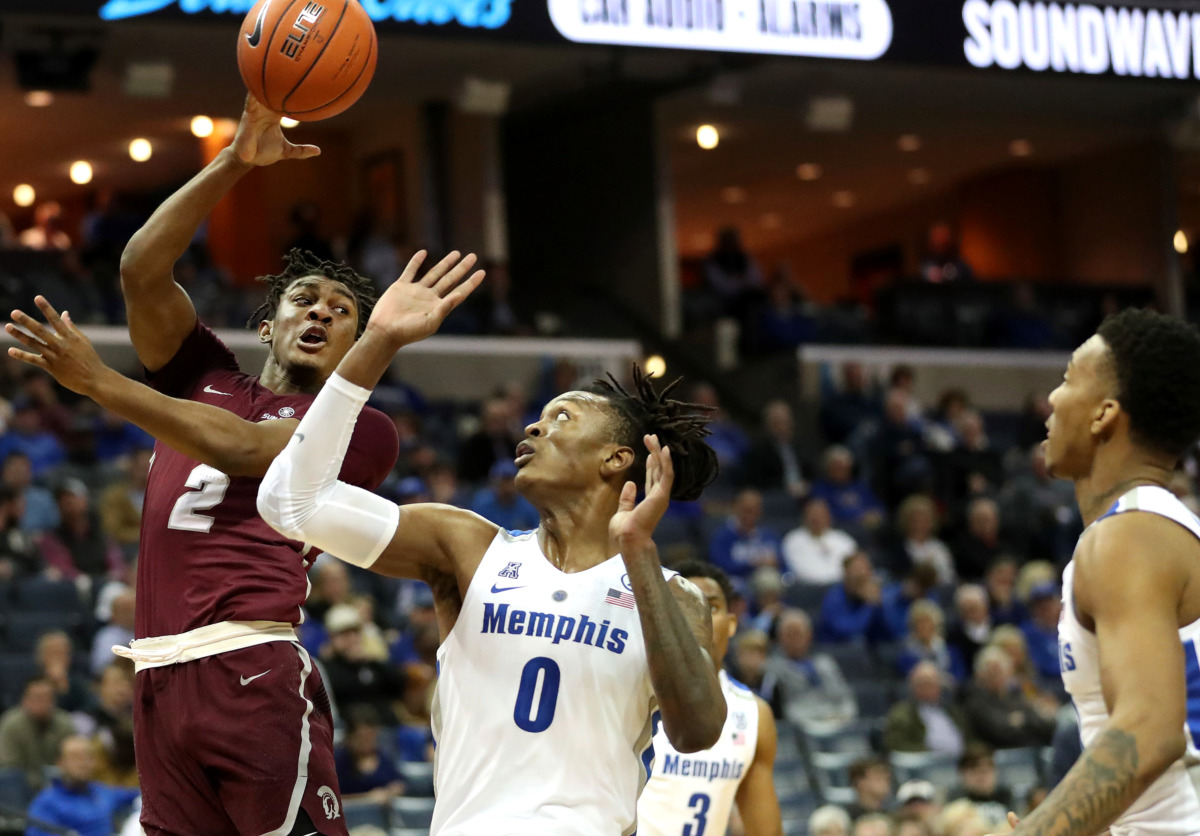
[482,603,629,654]
[658,753,746,782]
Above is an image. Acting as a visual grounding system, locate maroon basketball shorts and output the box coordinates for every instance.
[134,641,349,836]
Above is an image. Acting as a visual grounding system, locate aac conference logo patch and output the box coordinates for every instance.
[548,0,893,59]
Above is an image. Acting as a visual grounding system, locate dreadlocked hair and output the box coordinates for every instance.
[587,365,720,502]
[245,248,378,337]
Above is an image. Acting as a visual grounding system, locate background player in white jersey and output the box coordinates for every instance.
[638,559,781,836]
[998,308,1200,836]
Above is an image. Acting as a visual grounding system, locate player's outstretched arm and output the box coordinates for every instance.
[611,436,726,753]
[735,696,783,836]
[120,94,319,372]
[257,250,496,579]
[7,296,295,476]
[1003,513,1189,836]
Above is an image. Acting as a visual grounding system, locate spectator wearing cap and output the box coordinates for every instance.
[883,661,968,756]
[844,756,893,821]
[0,677,75,791]
[24,735,140,836]
[782,497,858,586]
[709,489,782,580]
[470,460,538,532]
[816,552,884,644]
[947,743,1014,831]
[1019,582,1063,681]
[962,646,1055,749]
[767,609,857,730]
[322,604,406,725]
[37,479,124,582]
[0,397,65,477]
[1,452,58,533]
[334,708,406,803]
[895,779,941,826]
[808,446,884,532]
[90,590,136,676]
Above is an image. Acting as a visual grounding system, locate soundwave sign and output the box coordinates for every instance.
[962,1,1200,79]
[547,0,893,59]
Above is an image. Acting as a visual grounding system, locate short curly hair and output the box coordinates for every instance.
[1097,308,1200,460]
[671,558,735,610]
[246,248,378,337]
[586,366,719,502]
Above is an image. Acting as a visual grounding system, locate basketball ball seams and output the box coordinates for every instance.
[286,24,374,116]
[262,0,302,111]
[281,0,348,115]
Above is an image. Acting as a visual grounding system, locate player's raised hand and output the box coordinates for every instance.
[610,434,675,547]
[364,249,485,348]
[231,93,320,166]
[6,296,106,396]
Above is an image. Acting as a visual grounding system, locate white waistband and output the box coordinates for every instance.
[113,620,297,672]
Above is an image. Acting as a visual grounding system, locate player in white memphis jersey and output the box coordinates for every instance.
[638,559,781,836]
[1001,308,1200,836]
[254,264,729,835]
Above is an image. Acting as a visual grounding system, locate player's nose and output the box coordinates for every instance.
[524,421,542,438]
[306,305,333,324]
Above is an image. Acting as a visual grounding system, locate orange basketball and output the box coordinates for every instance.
[237,0,377,121]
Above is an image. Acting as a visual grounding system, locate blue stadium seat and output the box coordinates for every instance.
[14,577,86,615]
[0,766,30,812]
[782,819,808,836]
[995,746,1043,789]
[4,612,80,653]
[392,796,436,827]
[398,761,435,797]
[0,654,40,708]
[782,583,831,616]
[808,750,859,791]
[889,750,959,786]
[800,719,874,755]
[340,800,387,831]
[852,681,896,719]
[820,643,876,682]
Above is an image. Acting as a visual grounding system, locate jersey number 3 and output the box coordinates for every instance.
[168,464,231,533]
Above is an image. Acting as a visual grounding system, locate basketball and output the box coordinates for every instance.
[237,0,377,122]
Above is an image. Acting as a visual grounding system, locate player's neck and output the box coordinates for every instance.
[258,356,325,395]
[536,489,620,573]
[1075,447,1173,526]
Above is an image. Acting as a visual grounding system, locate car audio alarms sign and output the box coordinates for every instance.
[547,0,893,58]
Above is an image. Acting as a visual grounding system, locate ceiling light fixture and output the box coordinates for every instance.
[69,161,93,185]
[190,115,214,138]
[696,124,719,150]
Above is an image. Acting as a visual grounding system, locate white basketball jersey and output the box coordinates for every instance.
[1060,486,1200,836]
[636,670,760,836]
[430,528,674,836]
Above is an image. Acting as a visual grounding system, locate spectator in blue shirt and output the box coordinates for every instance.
[816,552,884,644]
[808,446,884,532]
[708,488,782,580]
[1020,582,1063,681]
[333,710,406,803]
[688,383,750,483]
[0,399,65,478]
[470,461,538,532]
[2,452,58,533]
[895,599,967,684]
[25,735,139,836]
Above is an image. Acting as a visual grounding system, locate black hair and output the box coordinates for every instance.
[246,248,378,338]
[672,558,735,610]
[587,366,719,501]
[1097,308,1200,460]
[849,756,890,784]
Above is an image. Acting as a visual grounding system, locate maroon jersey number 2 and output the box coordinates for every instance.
[166,463,231,534]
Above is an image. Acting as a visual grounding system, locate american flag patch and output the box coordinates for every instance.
[605,588,635,609]
[732,731,747,745]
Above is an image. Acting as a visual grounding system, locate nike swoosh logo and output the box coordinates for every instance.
[240,670,271,685]
[204,384,232,396]
[294,432,305,444]
[246,0,271,47]
[491,584,525,593]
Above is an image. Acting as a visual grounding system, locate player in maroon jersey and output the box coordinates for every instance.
[3,96,478,836]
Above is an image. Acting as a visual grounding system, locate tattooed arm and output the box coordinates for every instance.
[1013,514,1189,836]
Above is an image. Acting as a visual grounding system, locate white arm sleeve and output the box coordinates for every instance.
[257,372,400,569]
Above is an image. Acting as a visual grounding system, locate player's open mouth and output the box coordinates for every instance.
[514,441,535,467]
[298,325,328,352]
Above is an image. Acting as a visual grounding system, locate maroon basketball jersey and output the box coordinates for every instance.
[136,322,399,639]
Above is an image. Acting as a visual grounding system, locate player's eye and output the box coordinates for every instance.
[555,410,569,421]
[294,296,311,305]
[335,306,350,315]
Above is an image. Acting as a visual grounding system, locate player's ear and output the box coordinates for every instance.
[600,444,635,481]
[726,614,738,640]
[259,319,273,344]
[1091,398,1121,440]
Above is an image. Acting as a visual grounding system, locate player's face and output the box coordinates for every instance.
[514,393,628,499]
[1045,335,1117,479]
[687,576,737,668]
[261,276,359,379]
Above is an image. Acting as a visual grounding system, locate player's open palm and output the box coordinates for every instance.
[6,296,105,396]
[231,93,320,166]
[610,434,674,547]
[365,249,485,348]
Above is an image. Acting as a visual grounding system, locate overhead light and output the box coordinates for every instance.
[796,163,823,181]
[898,134,922,152]
[761,213,782,230]
[69,161,93,185]
[908,168,931,186]
[832,190,856,208]
[129,138,152,162]
[721,186,746,204]
[1010,139,1033,157]
[696,125,719,150]
[190,115,214,138]
[124,61,175,98]
[13,185,35,208]
[24,91,53,108]
[805,96,854,132]
[280,117,300,129]
[644,355,667,378]
[1175,230,1189,254]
